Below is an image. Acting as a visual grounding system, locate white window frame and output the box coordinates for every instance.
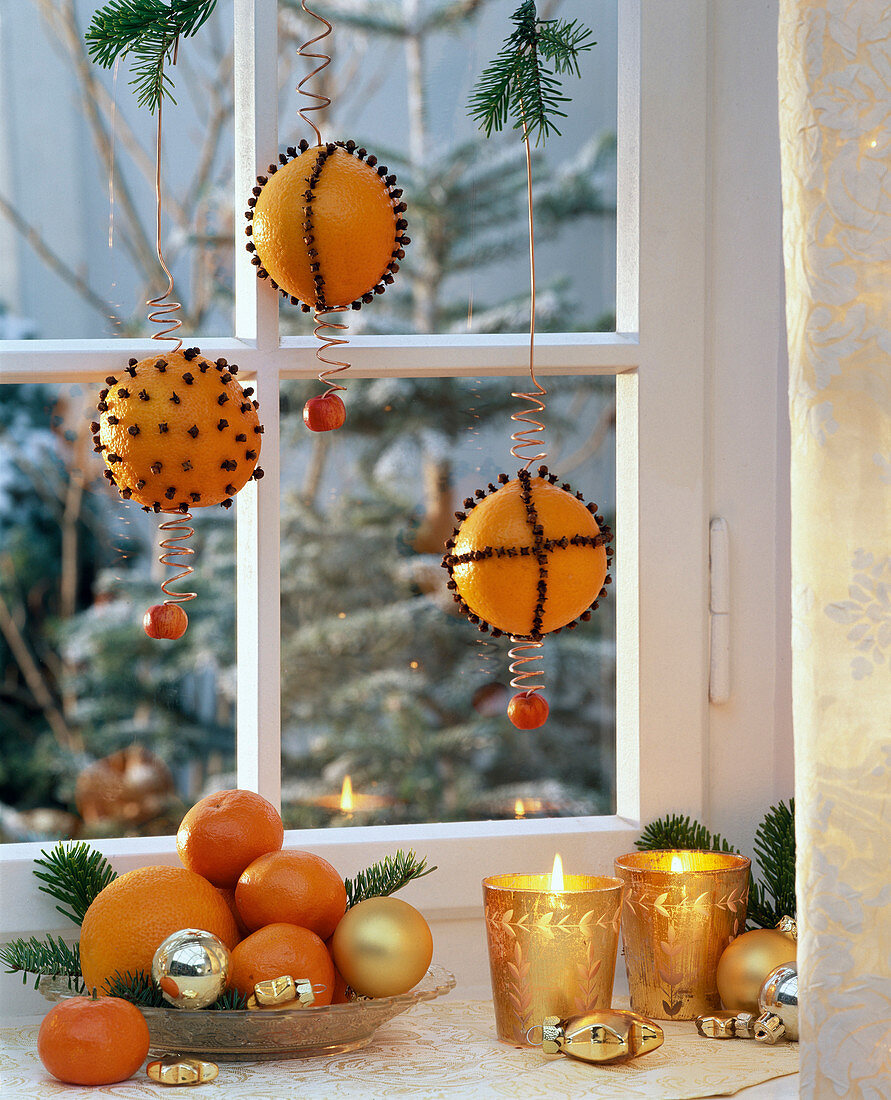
[2,1,792,1008]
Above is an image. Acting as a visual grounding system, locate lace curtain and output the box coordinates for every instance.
[778,0,891,1094]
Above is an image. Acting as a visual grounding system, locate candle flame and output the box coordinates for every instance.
[340,775,354,813]
[671,853,685,874]
[550,853,564,892]
[514,799,526,819]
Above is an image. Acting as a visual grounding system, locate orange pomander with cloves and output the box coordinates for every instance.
[442,466,613,640]
[93,348,264,514]
[245,140,408,311]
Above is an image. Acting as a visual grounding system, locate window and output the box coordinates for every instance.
[1,1,791,1008]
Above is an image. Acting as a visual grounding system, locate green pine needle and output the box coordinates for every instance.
[0,935,83,991]
[209,987,250,1010]
[345,850,436,908]
[103,968,167,1005]
[467,1,595,146]
[33,842,117,926]
[635,814,739,855]
[85,0,218,112]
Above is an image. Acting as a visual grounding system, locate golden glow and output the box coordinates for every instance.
[550,852,565,892]
[340,775,354,813]
[409,660,419,669]
[338,612,346,619]
[670,854,685,874]
[514,799,526,819]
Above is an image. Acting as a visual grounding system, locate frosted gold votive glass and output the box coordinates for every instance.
[615,850,750,1020]
[483,873,624,1045]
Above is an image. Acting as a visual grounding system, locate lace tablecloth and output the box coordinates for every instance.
[1,999,798,1099]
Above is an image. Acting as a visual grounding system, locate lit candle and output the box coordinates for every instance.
[483,857,624,1046]
[614,850,751,1020]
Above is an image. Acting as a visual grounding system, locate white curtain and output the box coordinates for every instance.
[778,0,891,1095]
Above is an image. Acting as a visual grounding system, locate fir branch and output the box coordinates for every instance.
[747,799,796,929]
[345,850,437,908]
[104,968,166,1006]
[467,1,594,146]
[209,987,250,1010]
[636,814,739,855]
[85,0,218,112]
[0,935,83,991]
[33,842,117,926]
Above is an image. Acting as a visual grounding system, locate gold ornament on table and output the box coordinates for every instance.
[483,856,624,1046]
[715,917,797,1014]
[246,975,319,1010]
[614,850,751,1021]
[331,896,433,999]
[697,961,799,1045]
[151,928,230,1010]
[538,1009,664,1065]
[146,1056,219,1086]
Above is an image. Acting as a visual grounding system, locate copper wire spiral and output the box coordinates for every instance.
[149,95,192,606]
[507,110,545,695]
[313,307,350,396]
[158,512,198,604]
[297,1,333,147]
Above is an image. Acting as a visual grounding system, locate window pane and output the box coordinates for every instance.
[275,0,618,336]
[279,376,617,827]
[0,384,236,842]
[0,2,235,341]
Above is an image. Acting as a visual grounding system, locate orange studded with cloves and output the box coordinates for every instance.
[94,348,263,513]
[246,141,407,310]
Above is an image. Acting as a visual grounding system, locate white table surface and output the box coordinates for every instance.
[1,1000,799,1100]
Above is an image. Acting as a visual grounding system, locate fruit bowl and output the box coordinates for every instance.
[40,965,456,1061]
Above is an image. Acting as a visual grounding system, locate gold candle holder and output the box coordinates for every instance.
[615,850,750,1020]
[483,871,624,1045]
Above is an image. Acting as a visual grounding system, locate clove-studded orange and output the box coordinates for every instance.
[94,348,263,513]
[246,140,408,310]
[442,466,613,639]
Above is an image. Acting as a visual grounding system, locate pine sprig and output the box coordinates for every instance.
[209,987,250,1010]
[33,842,117,926]
[104,968,166,1006]
[747,799,796,929]
[636,814,739,855]
[85,0,218,112]
[0,935,83,991]
[345,850,436,908]
[467,1,595,146]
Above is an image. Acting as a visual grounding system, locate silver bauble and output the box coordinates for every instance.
[754,962,798,1043]
[151,928,230,1009]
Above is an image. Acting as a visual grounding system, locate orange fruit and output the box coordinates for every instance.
[443,467,611,638]
[217,886,250,939]
[96,348,262,512]
[177,788,284,888]
[235,849,347,940]
[37,996,150,1085]
[79,865,240,995]
[248,143,406,309]
[228,923,335,1005]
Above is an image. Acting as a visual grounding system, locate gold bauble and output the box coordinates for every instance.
[716,928,797,1014]
[331,896,433,998]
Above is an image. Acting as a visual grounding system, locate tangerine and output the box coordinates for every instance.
[249,144,405,309]
[235,849,347,940]
[177,788,284,888]
[37,996,150,1086]
[96,349,262,513]
[79,865,240,995]
[443,467,611,638]
[228,923,335,1004]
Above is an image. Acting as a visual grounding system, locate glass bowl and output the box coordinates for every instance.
[40,965,456,1060]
